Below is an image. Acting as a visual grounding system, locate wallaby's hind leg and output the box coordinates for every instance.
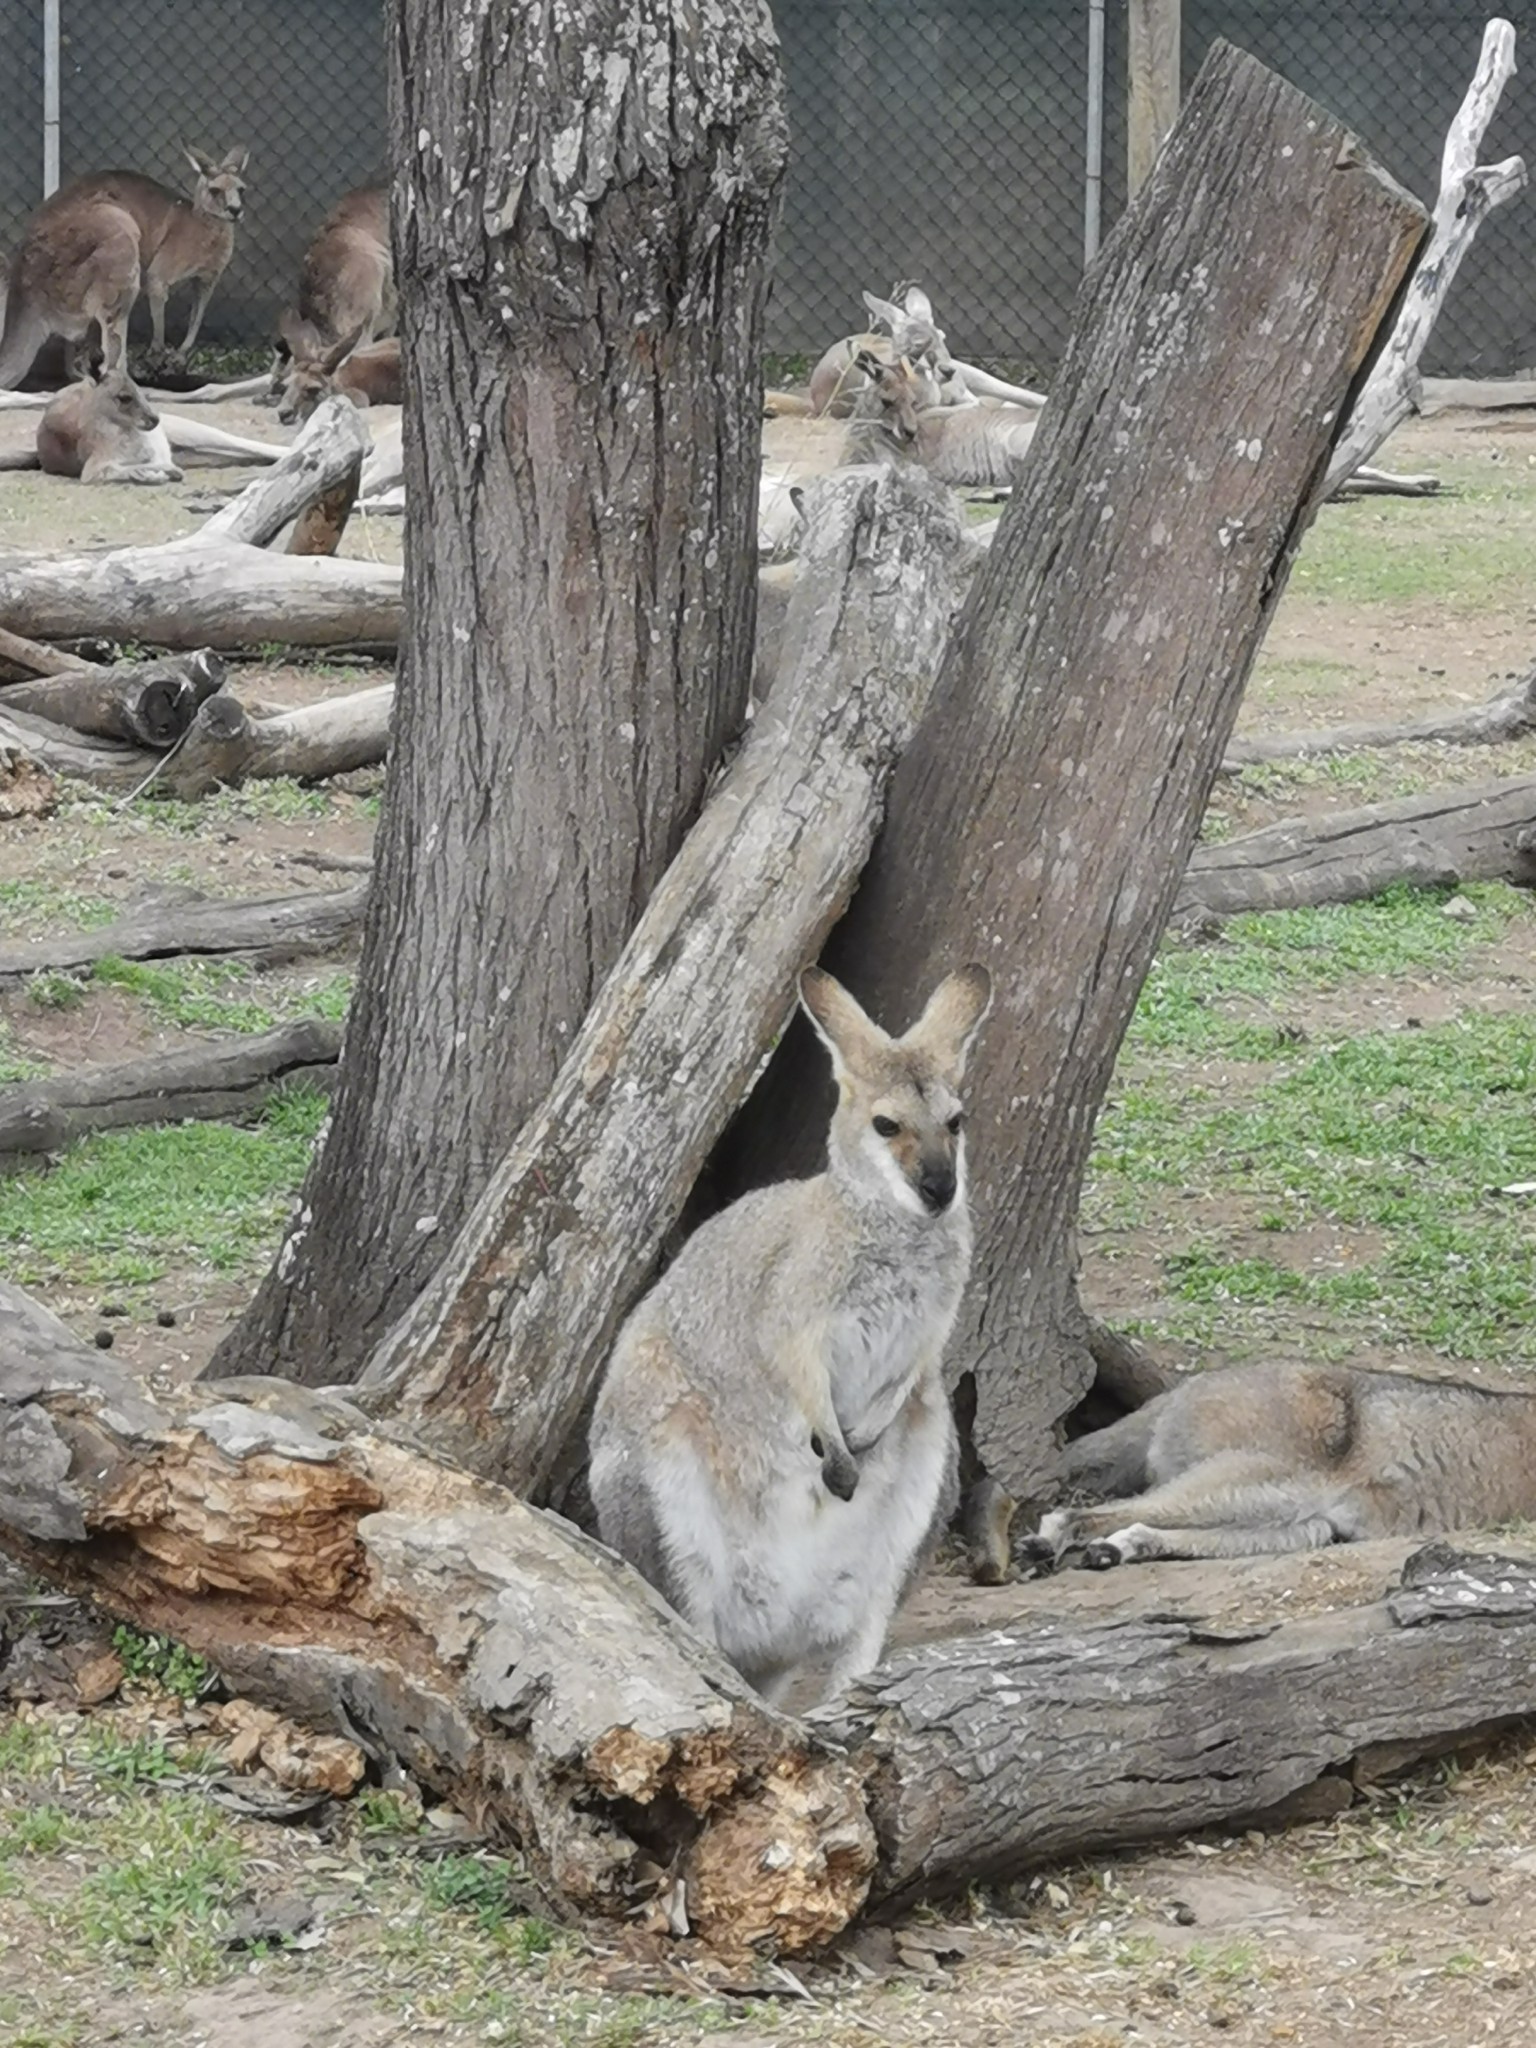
[1081,1505,1339,1568]
[1022,1452,1338,1569]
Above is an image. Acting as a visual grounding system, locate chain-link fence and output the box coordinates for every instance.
[0,2,1531,376]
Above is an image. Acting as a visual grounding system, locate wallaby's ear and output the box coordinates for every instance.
[903,965,993,1077]
[861,290,902,335]
[799,968,885,1082]
[183,143,214,177]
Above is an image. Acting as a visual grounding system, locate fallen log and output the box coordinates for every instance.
[0,650,225,748]
[0,884,368,981]
[0,1019,341,1156]
[1179,775,1536,916]
[0,399,401,651]
[827,1536,1536,1908]
[1223,668,1536,769]
[0,1286,874,1955]
[0,622,96,679]
[154,686,392,798]
[355,467,976,1489]
[0,705,157,794]
[9,1282,1536,1937]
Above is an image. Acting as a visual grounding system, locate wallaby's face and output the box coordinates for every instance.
[801,966,992,1220]
[184,146,249,222]
[93,369,158,433]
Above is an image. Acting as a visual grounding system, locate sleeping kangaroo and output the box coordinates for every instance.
[1022,1360,1536,1570]
[590,962,992,1704]
[35,367,181,484]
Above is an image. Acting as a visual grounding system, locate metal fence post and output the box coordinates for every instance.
[42,0,61,195]
[1085,0,1106,264]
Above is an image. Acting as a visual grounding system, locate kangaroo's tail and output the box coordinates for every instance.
[0,286,48,391]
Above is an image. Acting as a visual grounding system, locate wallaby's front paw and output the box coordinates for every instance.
[1081,1540,1122,1571]
[812,1432,859,1502]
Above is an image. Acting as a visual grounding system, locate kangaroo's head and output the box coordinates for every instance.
[183,144,249,222]
[800,965,992,1220]
[274,313,362,424]
[89,365,159,433]
[852,351,939,454]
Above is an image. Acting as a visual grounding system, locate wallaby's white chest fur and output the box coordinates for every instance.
[589,961,992,1707]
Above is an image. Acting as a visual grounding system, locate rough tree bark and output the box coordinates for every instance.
[0,886,366,981]
[353,468,973,1489]
[716,44,1427,1504]
[209,0,786,1386]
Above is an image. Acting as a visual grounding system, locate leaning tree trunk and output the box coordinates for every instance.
[715,43,1427,1504]
[211,0,786,1384]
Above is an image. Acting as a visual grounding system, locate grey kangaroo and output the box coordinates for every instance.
[0,146,247,387]
[1022,1360,1536,1570]
[589,963,992,1705]
[35,366,181,484]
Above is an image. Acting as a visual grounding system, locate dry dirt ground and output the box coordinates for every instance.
[2,401,1535,2045]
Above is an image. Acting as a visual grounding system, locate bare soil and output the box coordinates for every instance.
[3,404,1536,2045]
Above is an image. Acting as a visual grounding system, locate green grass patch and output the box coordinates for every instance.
[0,1088,328,1288]
[90,954,352,1034]
[0,878,117,939]
[1091,1010,1536,1360]
[1127,883,1530,1057]
[1293,496,1536,608]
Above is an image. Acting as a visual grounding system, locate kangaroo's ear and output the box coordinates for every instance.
[321,323,365,374]
[799,967,885,1082]
[223,148,251,174]
[903,965,992,1077]
[852,346,888,381]
[894,280,936,325]
[277,307,311,358]
[183,143,214,177]
[861,289,902,334]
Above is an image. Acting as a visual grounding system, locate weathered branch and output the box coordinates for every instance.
[1330,18,1527,486]
[197,397,370,548]
[353,468,976,1485]
[0,885,368,981]
[0,1284,873,1955]
[156,686,392,798]
[0,1020,341,1156]
[1178,775,1536,916]
[1222,668,1536,769]
[0,623,96,679]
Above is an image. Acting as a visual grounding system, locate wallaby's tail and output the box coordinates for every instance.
[1059,1403,1160,1500]
[0,291,47,391]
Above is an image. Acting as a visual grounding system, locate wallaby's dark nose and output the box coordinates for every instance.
[918,1167,956,1214]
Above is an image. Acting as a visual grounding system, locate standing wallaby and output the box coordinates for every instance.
[852,352,1038,488]
[35,366,181,484]
[1022,1359,1536,1571]
[590,964,992,1705]
[274,318,402,425]
[0,147,247,387]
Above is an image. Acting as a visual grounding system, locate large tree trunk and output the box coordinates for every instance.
[353,467,973,1489]
[210,0,786,1386]
[714,43,1427,1505]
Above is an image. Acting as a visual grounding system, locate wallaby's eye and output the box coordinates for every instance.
[872,1115,901,1139]
[947,1112,965,1135]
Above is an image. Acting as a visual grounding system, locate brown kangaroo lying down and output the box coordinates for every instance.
[0,146,247,387]
[34,366,182,484]
[274,320,402,425]
[1022,1360,1536,1569]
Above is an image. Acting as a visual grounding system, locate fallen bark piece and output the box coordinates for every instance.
[209,1699,365,1795]
[0,745,56,818]
[1222,670,1536,769]
[1179,775,1536,915]
[0,886,367,981]
[0,650,226,748]
[0,1019,342,1157]
[0,622,98,678]
[825,1537,1536,1910]
[354,466,976,1490]
[0,1283,874,1954]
